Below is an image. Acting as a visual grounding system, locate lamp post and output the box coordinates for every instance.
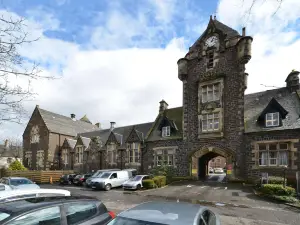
[283,165,288,188]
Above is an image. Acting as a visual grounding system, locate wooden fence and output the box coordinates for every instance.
[4,170,74,184]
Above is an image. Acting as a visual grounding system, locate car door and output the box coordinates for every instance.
[5,205,63,225]
[109,173,118,187]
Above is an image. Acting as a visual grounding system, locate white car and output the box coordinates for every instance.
[0,186,71,203]
[91,171,130,191]
[0,177,40,190]
[123,175,150,190]
[214,168,224,174]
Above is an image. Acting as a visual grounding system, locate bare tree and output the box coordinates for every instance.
[1,136,23,159]
[0,13,53,125]
[243,0,283,18]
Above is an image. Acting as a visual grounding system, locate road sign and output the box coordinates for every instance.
[227,170,232,175]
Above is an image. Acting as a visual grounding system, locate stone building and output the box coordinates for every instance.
[22,105,99,170]
[23,16,300,181]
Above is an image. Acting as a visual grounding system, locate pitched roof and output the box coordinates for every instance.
[65,138,76,149]
[146,107,183,141]
[80,115,92,124]
[79,122,153,146]
[37,107,99,136]
[245,87,300,133]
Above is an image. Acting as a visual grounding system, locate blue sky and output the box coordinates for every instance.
[0,0,299,141]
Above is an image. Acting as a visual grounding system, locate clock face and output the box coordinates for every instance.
[205,36,218,47]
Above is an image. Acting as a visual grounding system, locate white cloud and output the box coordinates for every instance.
[218,0,300,94]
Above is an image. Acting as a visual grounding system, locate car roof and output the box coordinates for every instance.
[0,195,98,215]
[0,189,71,199]
[119,201,205,225]
[2,177,29,180]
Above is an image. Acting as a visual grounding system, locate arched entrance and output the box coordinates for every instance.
[189,146,235,181]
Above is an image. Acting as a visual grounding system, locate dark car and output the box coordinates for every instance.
[0,195,115,225]
[107,201,220,225]
[59,174,77,185]
[73,174,92,186]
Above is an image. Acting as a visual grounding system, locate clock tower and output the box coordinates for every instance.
[177,16,253,178]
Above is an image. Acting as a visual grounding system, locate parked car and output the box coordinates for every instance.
[122,175,150,190]
[214,168,224,174]
[0,184,12,191]
[209,167,214,174]
[73,173,93,186]
[0,177,40,190]
[122,168,137,178]
[86,169,120,188]
[0,195,116,225]
[107,201,220,225]
[0,188,71,203]
[59,174,77,185]
[91,171,130,191]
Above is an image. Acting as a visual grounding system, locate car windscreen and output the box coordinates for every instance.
[100,172,112,178]
[129,175,143,181]
[10,178,33,186]
[107,217,167,225]
[0,211,10,222]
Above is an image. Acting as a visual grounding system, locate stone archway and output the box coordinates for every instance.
[189,146,235,180]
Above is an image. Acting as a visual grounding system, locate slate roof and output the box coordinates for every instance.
[79,122,153,147]
[147,107,183,142]
[244,87,300,133]
[38,107,99,136]
[65,138,77,149]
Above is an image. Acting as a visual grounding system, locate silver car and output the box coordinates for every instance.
[107,201,221,225]
[0,177,40,190]
[122,175,150,190]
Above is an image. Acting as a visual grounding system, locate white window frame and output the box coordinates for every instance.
[258,143,289,167]
[75,146,84,164]
[162,126,170,137]
[62,149,68,165]
[30,126,40,144]
[265,112,279,127]
[201,83,220,103]
[202,112,220,132]
[155,149,175,167]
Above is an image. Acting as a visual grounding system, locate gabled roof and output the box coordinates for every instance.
[65,138,76,149]
[37,107,99,136]
[80,115,92,124]
[79,122,153,147]
[245,87,300,133]
[257,98,288,121]
[146,107,183,141]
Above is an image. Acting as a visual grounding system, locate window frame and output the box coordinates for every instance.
[258,142,289,167]
[265,112,280,127]
[201,83,220,103]
[162,126,171,137]
[63,202,98,225]
[155,149,175,167]
[202,112,220,132]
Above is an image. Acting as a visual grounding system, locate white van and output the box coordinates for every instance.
[91,171,130,191]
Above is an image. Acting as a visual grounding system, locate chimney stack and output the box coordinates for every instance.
[95,123,101,129]
[159,100,168,114]
[285,70,300,93]
[242,27,246,36]
[110,122,116,130]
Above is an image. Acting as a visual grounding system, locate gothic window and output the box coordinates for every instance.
[202,83,220,103]
[75,146,84,163]
[30,126,40,144]
[36,150,44,169]
[258,143,288,166]
[62,149,68,165]
[265,112,279,127]
[128,143,139,163]
[162,126,170,137]
[107,143,117,164]
[202,113,220,132]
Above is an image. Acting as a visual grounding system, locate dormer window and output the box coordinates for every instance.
[162,126,170,137]
[265,112,279,127]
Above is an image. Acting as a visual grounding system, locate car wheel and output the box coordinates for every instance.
[105,184,111,191]
[136,184,141,190]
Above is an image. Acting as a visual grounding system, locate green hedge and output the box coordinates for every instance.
[267,176,286,185]
[152,176,166,188]
[259,184,296,196]
[142,179,156,189]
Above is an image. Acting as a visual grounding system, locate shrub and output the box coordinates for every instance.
[142,179,156,189]
[227,177,246,184]
[171,176,194,182]
[268,176,286,185]
[150,166,176,184]
[7,160,27,171]
[259,184,296,196]
[152,176,166,187]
